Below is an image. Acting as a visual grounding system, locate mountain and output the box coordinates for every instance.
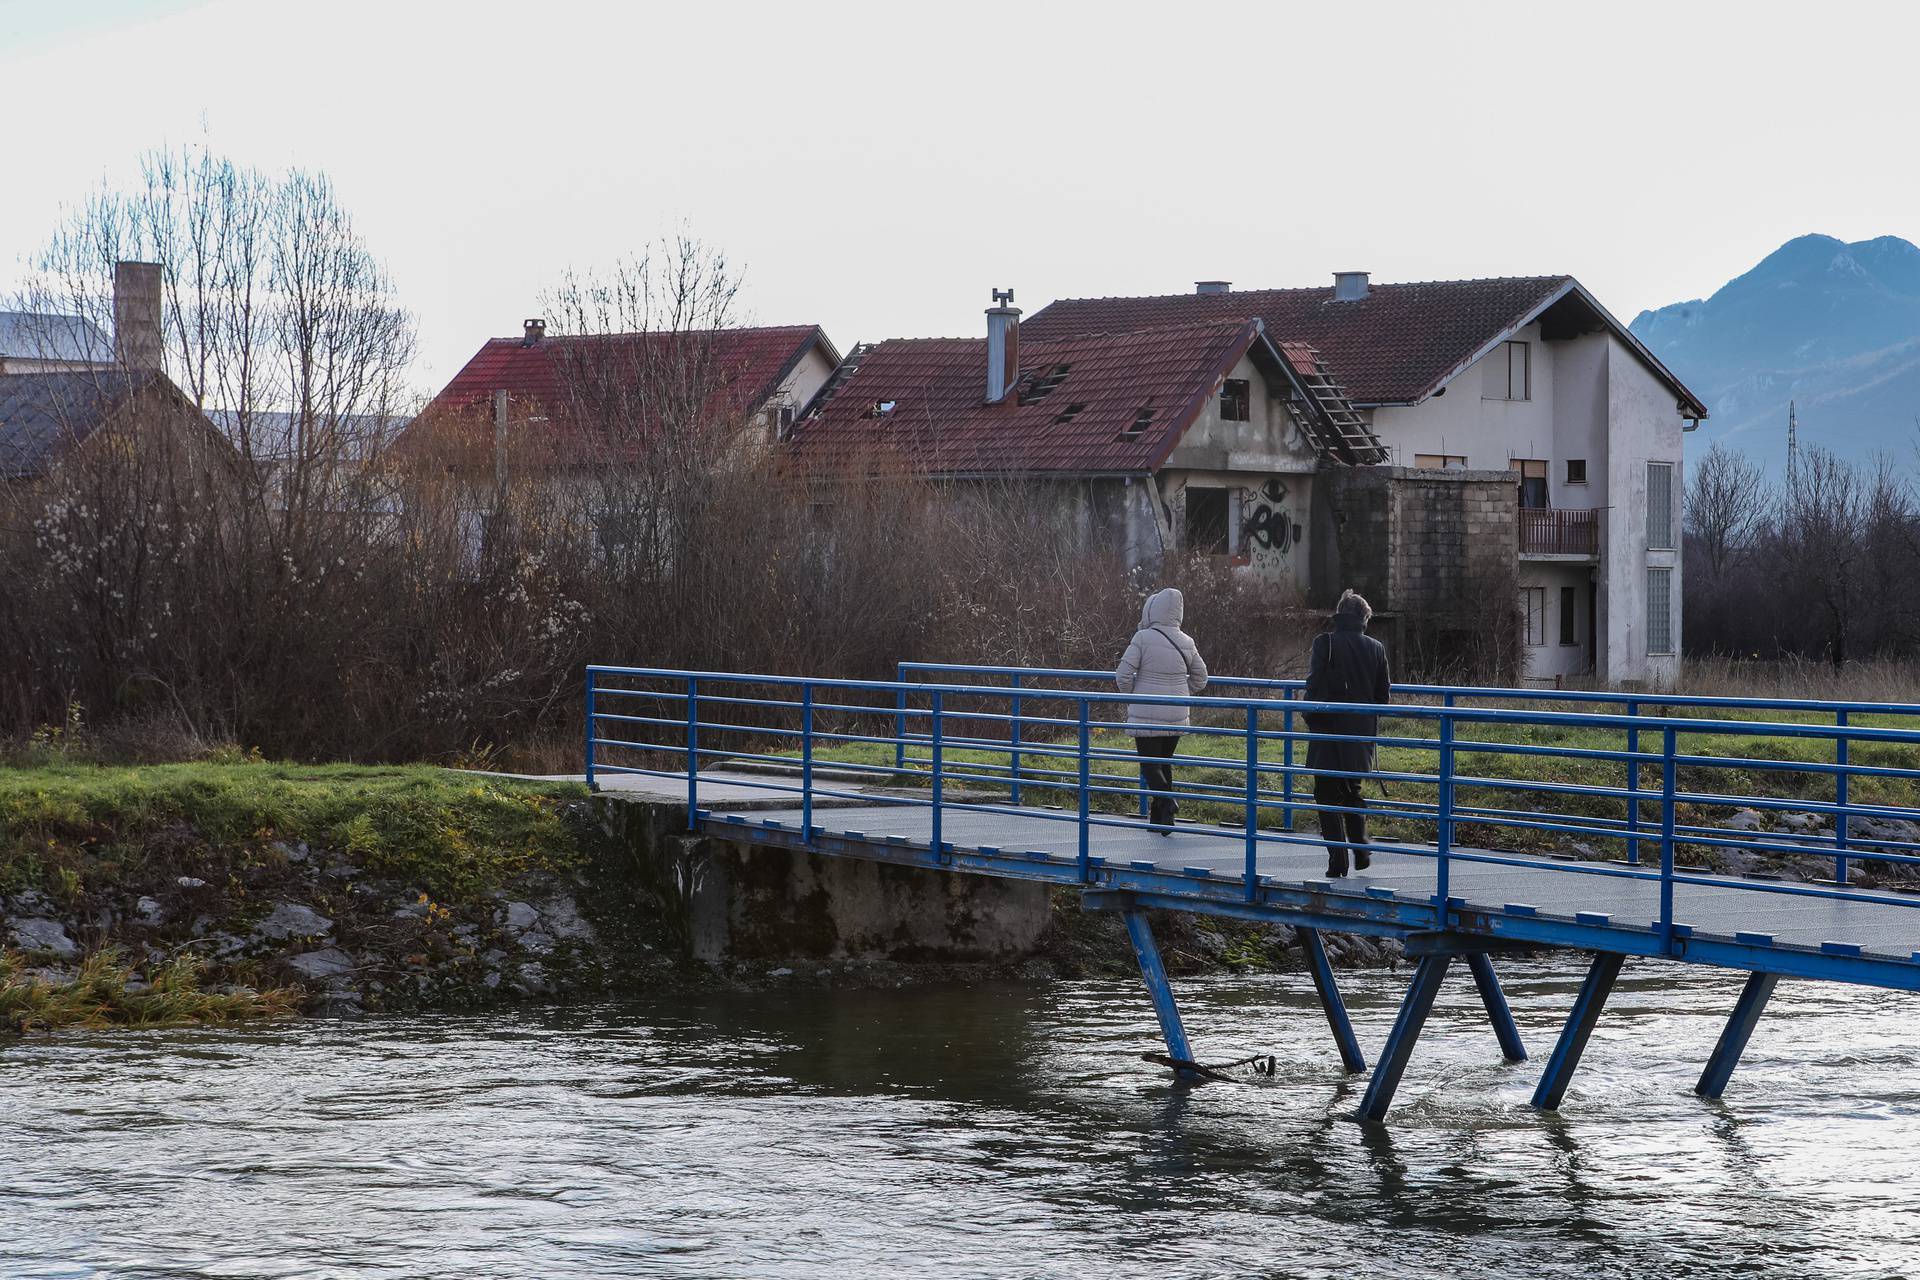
[1630,234,1920,475]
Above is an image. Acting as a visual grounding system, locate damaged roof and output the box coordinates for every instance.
[784,320,1381,475]
[1024,276,1708,417]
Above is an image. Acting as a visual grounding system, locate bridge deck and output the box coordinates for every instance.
[699,799,1920,980]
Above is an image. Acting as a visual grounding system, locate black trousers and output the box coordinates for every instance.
[1136,734,1180,808]
[1314,774,1367,835]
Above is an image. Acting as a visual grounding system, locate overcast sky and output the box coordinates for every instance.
[3,0,1914,394]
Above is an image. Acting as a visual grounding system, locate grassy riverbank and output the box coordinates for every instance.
[1,763,600,1032]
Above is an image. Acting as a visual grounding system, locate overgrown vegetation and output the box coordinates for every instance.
[1,947,301,1033]
[0,762,586,902]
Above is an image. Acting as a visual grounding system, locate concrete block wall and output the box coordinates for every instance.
[1314,466,1516,616]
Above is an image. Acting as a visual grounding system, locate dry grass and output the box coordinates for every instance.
[1,948,302,1034]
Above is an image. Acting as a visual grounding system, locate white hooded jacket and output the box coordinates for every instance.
[1115,587,1209,734]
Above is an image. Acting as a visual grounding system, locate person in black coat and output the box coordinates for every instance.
[1304,590,1392,877]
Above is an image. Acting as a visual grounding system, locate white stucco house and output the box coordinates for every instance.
[1024,275,1708,686]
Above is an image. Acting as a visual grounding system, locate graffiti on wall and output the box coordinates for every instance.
[1242,477,1303,562]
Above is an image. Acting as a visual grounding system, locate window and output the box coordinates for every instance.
[1413,453,1468,470]
[870,399,897,418]
[1559,585,1577,646]
[1647,567,1674,654]
[775,404,796,439]
[1647,462,1674,549]
[1483,340,1531,401]
[1220,378,1251,422]
[1185,487,1230,556]
[1120,406,1155,439]
[1516,458,1549,509]
[1566,458,1588,485]
[1519,587,1546,646]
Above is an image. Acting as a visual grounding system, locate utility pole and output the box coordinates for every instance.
[1787,399,1800,489]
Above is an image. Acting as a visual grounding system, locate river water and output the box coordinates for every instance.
[3,956,1917,1279]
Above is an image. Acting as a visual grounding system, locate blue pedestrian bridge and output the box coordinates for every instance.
[584,661,1920,1122]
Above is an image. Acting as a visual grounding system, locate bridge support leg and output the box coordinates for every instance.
[1122,909,1197,1079]
[1299,928,1366,1073]
[1695,971,1779,1100]
[1466,952,1528,1063]
[1531,952,1624,1111]
[1357,953,1451,1123]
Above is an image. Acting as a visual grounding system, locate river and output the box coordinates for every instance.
[3,956,1917,1279]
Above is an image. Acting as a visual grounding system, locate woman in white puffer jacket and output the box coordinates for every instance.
[1115,587,1209,832]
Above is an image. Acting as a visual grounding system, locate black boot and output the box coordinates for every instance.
[1319,811,1348,878]
[1149,797,1173,834]
[1347,813,1372,872]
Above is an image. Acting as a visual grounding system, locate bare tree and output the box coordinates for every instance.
[1686,440,1767,580]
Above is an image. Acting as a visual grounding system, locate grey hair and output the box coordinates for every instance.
[1335,589,1372,623]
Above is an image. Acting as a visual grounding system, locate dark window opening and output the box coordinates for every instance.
[1559,585,1577,646]
[1566,458,1587,485]
[1185,487,1230,556]
[1120,406,1154,439]
[1220,378,1251,421]
[1018,363,1072,405]
[1517,458,1550,509]
[1053,402,1088,426]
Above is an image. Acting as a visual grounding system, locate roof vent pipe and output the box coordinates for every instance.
[1195,280,1232,295]
[1333,271,1370,302]
[985,288,1020,403]
[522,318,546,346]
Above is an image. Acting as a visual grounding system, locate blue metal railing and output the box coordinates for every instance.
[583,663,1920,960]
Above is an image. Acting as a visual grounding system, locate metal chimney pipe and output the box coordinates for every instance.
[985,288,1021,402]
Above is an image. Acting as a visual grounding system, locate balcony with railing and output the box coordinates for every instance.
[1518,507,1600,558]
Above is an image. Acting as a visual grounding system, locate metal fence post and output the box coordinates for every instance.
[1245,703,1260,901]
[1077,700,1092,883]
[1009,672,1024,806]
[894,679,908,778]
[1626,700,1642,865]
[1835,708,1850,887]
[685,674,699,832]
[930,688,945,862]
[1436,712,1455,924]
[583,667,597,790]
[801,681,814,842]
[1281,688,1296,832]
[1660,724,1678,950]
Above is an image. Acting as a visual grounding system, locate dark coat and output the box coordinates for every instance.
[1303,616,1392,774]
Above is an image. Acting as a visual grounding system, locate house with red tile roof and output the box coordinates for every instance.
[787,293,1384,593]
[404,320,840,465]
[1025,273,1708,686]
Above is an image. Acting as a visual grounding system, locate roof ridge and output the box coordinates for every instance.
[1042,274,1572,308]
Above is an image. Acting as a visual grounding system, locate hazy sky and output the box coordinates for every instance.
[4,0,1914,394]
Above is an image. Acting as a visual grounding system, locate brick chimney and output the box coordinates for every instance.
[1195,280,1232,295]
[522,318,546,346]
[985,288,1020,403]
[113,260,163,371]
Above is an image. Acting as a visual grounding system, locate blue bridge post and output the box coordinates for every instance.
[1466,952,1528,1062]
[1625,701,1642,865]
[893,668,908,778]
[1077,700,1091,882]
[1122,906,1196,1078]
[1436,711,1455,925]
[1357,952,1451,1122]
[1835,709,1850,886]
[800,681,814,842]
[1244,704,1259,900]
[1281,689,1296,832]
[1660,725,1678,951]
[1695,971,1780,1100]
[1531,951,1625,1110]
[583,668,596,791]
[1008,673,1024,806]
[685,675,699,831]
[930,688,945,863]
[1299,928,1366,1073]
